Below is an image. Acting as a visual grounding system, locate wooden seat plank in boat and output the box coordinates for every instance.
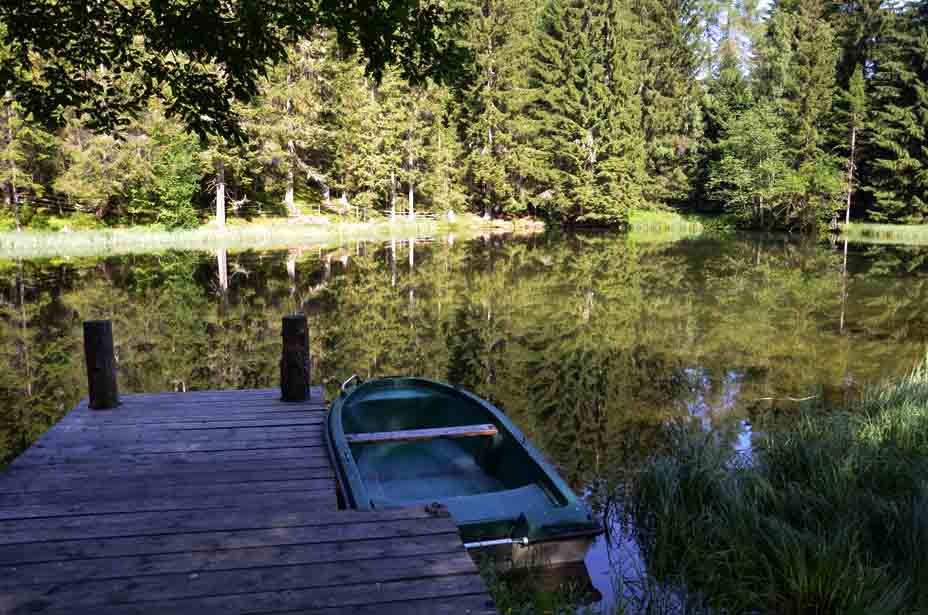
[345,424,498,445]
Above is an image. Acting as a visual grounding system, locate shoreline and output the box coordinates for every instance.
[0,215,545,259]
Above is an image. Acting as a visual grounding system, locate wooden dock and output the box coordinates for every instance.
[0,387,497,614]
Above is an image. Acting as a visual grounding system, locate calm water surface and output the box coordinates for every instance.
[2,232,927,608]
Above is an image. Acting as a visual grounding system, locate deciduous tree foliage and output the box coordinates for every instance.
[0,0,467,140]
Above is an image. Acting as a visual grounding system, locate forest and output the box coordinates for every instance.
[1,0,927,233]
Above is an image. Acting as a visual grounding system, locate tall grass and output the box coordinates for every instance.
[842,222,928,246]
[631,354,928,615]
[628,210,704,238]
[0,216,490,259]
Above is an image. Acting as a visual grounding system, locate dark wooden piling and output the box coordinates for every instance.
[83,320,119,410]
[280,314,310,402]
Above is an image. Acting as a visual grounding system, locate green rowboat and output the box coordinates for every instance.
[326,377,602,565]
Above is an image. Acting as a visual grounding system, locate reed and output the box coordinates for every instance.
[842,222,928,246]
[631,354,928,614]
[628,210,704,237]
[0,215,505,259]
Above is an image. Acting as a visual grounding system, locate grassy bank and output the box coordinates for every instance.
[842,222,928,245]
[0,208,708,259]
[631,355,928,614]
[628,210,704,238]
[0,214,538,259]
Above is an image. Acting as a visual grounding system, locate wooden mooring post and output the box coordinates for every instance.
[280,314,311,401]
[83,319,119,409]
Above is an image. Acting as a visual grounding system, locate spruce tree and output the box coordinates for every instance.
[752,0,844,229]
[245,37,335,216]
[527,0,646,226]
[864,1,928,222]
[837,64,867,224]
[635,0,705,205]
[0,96,55,230]
[822,0,887,88]
[456,0,535,219]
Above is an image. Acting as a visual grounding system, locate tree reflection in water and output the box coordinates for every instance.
[0,233,926,605]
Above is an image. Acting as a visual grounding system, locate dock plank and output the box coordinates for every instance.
[0,386,496,614]
[8,551,478,608]
[2,532,464,587]
[0,464,335,494]
[14,578,495,615]
[0,517,456,565]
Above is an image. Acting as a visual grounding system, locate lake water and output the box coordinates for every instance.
[1,231,927,609]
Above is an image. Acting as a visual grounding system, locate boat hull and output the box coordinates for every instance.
[327,377,603,547]
[469,533,599,568]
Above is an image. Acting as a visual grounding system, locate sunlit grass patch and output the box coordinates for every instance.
[628,210,704,241]
[0,213,522,259]
[842,222,928,245]
[631,353,928,614]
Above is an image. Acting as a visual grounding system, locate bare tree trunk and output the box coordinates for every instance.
[845,125,857,227]
[407,149,415,221]
[484,127,494,220]
[284,66,298,217]
[7,106,20,232]
[390,169,397,220]
[406,98,417,222]
[285,140,297,217]
[11,181,19,232]
[215,158,226,227]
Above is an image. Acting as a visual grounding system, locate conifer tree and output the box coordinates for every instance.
[751,0,844,228]
[527,0,646,226]
[422,90,468,214]
[822,0,887,88]
[456,0,535,219]
[864,1,928,222]
[246,37,335,216]
[0,96,55,230]
[635,0,705,205]
[838,65,867,224]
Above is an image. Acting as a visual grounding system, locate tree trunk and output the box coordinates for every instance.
[484,127,494,220]
[6,106,20,232]
[11,181,19,232]
[215,158,226,227]
[845,124,857,227]
[408,172,415,221]
[285,140,297,217]
[390,169,397,220]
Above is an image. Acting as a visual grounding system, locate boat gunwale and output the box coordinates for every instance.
[325,377,602,544]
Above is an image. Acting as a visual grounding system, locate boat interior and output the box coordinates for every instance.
[339,384,565,511]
